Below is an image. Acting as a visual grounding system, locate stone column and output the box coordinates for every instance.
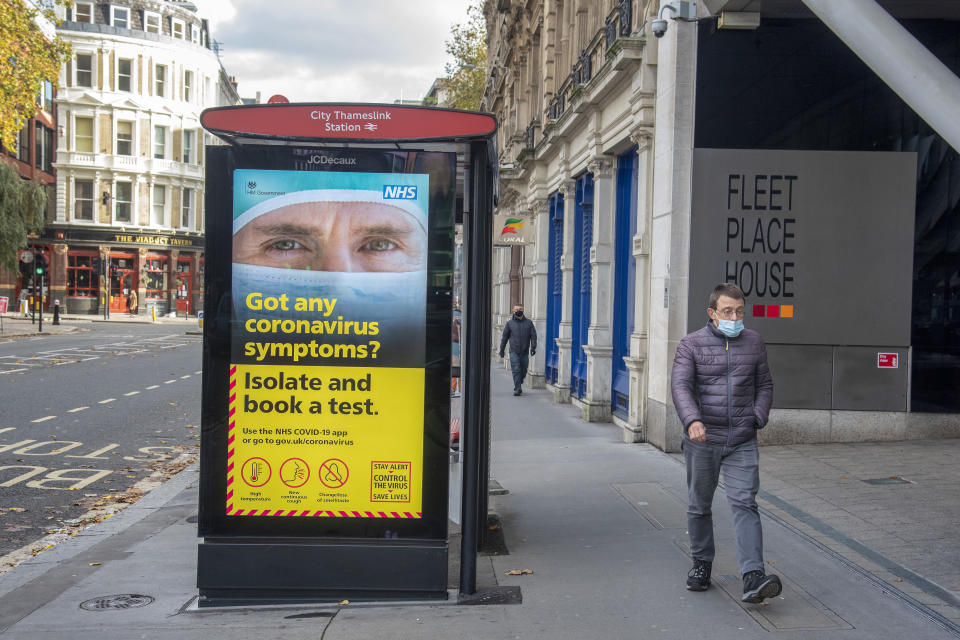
[65,173,75,223]
[646,5,698,453]
[493,246,512,369]
[579,157,616,422]
[552,179,577,404]
[136,247,148,316]
[621,128,655,442]
[51,243,68,313]
[526,198,550,389]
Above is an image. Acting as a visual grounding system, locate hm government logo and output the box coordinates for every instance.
[247,181,256,191]
[383,185,418,200]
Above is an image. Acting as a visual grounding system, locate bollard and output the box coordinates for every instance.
[53,299,61,325]
[151,304,157,322]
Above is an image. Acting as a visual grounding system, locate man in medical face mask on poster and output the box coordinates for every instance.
[670,283,780,604]
[231,189,428,364]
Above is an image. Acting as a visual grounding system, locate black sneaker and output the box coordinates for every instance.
[686,559,712,591]
[741,570,782,603]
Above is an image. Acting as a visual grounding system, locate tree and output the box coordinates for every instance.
[443,0,487,111]
[0,162,47,270]
[0,0,71,152]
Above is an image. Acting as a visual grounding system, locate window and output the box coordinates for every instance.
[116,121,133,155]
[34,124,52,173]
[114,182,132,222]
[172,18,185,39]
[153,125,167,159]
[111,6,129,29]
[183,70,193,102]
[181,187,193,228]
[152,185,166,226]
[75,116,93,152]
[17,125,30,162]
[144,11,161,34]
[117,58,132,92]
[182,129,194,163]
[74,2,93,23]
[67,254,98,297]
[76,53,93,87]
[190,24,200,43]
[74,180,94,220]
[144,257,168,299]
[39,81,53,113]
[155,64,166,96]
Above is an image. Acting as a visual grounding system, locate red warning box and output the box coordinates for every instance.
[877,353,899,369]
[370,461,411,503]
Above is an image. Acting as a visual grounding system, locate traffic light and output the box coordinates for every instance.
[19,254,32,276]
[35,254,49,278]
[92,257,103,275]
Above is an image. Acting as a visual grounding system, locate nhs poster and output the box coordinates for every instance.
[227,169,428,519]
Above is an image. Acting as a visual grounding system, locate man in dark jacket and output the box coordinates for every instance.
[499,304,537,396]
[671,283,781,604]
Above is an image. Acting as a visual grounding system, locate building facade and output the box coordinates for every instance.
[484,0,960,450]
[28,0,238,317]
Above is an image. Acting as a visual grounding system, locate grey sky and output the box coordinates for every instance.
[197,0,474,103]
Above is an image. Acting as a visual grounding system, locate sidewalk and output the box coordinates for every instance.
[0,367,956,638]
[0,313,200,338]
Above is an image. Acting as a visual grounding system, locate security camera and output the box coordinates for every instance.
[652,18,668,38]
[651,2,696,39]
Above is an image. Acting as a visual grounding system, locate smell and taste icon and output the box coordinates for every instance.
[325,463,343,484]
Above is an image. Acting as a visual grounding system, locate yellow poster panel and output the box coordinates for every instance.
[227,363,424,518]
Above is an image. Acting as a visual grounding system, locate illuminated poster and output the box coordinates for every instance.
[228,169,428,518]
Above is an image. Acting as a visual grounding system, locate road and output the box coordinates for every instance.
[0,323,201,561]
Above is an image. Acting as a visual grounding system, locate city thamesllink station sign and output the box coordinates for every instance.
[690,149,916,346]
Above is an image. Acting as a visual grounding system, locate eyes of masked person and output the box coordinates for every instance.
[233,201,427,272]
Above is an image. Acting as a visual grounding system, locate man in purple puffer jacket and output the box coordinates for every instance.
[671,283,782,604]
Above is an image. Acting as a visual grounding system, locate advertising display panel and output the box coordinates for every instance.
[202,143,456,539]
[230,168,430,518]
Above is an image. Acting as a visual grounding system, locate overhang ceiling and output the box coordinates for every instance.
[702,0,960,20]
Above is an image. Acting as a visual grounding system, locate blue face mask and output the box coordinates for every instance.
[716,318,744,338]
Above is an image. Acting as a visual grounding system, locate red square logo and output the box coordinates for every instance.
[877,353,899,368]
[766,305,780,318]
[753,304,765,317]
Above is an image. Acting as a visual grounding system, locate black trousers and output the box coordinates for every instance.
[509,351,529,390]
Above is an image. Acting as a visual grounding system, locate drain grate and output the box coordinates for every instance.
[80,594,155,611]
[863,476,913,485]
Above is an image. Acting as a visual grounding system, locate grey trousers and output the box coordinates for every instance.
[509,351,529,390]
[684,436,764,576]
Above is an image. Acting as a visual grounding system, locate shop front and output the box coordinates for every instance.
[39,226,204,316]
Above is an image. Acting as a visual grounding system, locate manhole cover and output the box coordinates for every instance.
[80,594,155,611]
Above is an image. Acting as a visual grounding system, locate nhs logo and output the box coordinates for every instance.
[382,185,418,200]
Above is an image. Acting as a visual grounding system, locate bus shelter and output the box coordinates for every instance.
[197,103,496,605]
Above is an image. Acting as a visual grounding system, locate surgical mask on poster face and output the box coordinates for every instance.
[232,263,426,323]
[716,318,744,338]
